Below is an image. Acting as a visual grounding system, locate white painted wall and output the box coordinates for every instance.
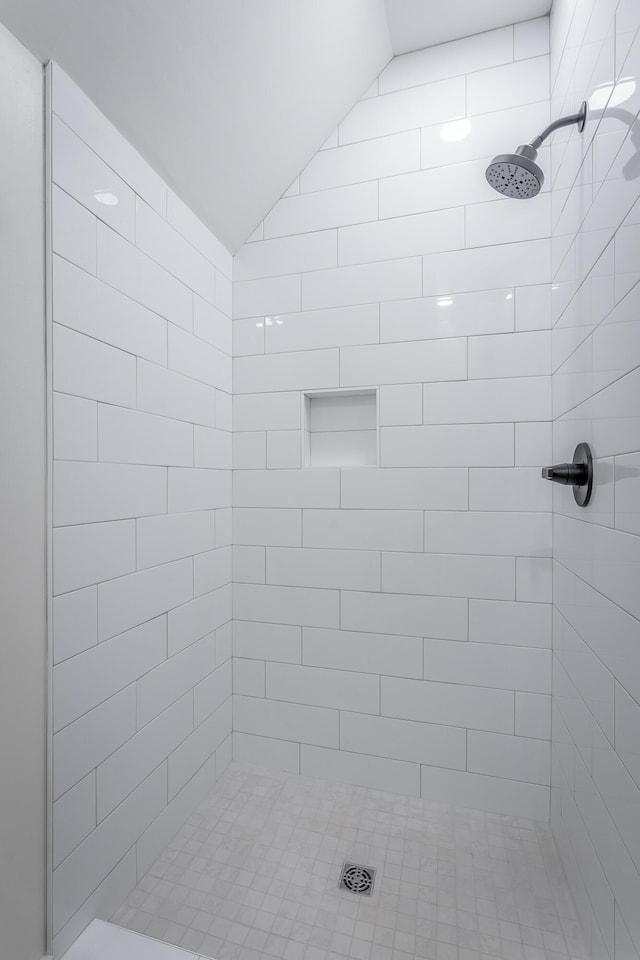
[231,19,554,821]
[549,2,640,958]
[0,21,47,960]
[48,66,233,957]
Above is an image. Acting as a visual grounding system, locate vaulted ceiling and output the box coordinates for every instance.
[0,0,551,252]
[385,0,552,54]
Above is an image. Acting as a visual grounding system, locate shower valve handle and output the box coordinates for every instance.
[541,442,593,507]
[541,462,587,485]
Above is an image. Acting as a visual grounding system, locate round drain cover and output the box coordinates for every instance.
[341,863,374,894]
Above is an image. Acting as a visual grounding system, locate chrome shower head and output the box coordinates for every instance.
[485,101,587,200]
[485,144,543,199]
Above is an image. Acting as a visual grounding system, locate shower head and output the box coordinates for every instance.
[485,144,544,199]
[485,100,587,200]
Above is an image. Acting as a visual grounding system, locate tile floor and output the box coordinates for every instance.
[112,763,588,960]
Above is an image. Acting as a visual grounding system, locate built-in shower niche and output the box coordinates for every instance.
[303,389,378,467]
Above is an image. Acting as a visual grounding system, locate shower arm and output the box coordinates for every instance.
[529,101,587,150]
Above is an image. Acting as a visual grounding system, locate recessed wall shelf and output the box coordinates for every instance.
[303,389,378,467]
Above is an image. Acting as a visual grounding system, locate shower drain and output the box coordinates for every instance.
[339,862,376,895]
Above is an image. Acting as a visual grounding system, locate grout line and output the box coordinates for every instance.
[216,726,550,786]
[235,219,550,269]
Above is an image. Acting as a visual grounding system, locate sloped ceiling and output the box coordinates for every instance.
[0,0,551,252]
[384,0,552,55]
[0,0,392,252]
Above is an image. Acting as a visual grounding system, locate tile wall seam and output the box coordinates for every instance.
[237,220,550,252]
[233,684,550,716]
[230,730,550,786]
[52,626,230,734]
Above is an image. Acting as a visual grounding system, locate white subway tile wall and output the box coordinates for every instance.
[49,66,232,957]
[231,21,552,824]
[47,10,640,958]
[550,1,640,958]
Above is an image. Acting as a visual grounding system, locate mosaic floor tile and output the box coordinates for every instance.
[112,764,588,960]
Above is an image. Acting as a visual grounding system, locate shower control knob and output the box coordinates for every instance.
[541,463,586,484]
[541,442,593,507]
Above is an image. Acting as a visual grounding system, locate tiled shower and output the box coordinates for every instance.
[231,18,553,818]
[2,0,638,958]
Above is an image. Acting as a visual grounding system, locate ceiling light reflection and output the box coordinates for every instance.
[94,190,119,206]
[589,77,636,111]
[441,118,472,142]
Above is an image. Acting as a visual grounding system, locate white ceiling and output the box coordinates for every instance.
[0,0,391,252]
[384,0,552,54]
[0,0,551,252]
